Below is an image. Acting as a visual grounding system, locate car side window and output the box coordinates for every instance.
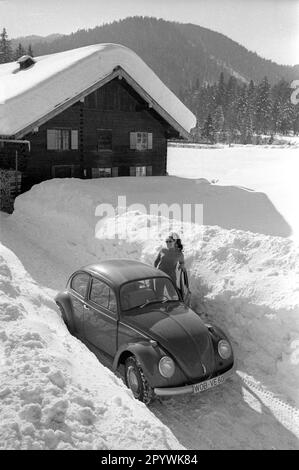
[89,278,117,314]
[70,272,90,298]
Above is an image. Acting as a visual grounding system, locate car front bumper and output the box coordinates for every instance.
[154,365,235,397]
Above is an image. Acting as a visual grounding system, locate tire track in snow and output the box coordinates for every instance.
[237,371,299,439]
[151,372,299,449]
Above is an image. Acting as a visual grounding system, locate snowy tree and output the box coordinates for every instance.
[225,76,238,110]
[212,105,225,141]
[237,86,253,144]
[27,44,34,57]
[202,114,215,143]
[279,101,294,135]
[271,98,282,134]
[14,43,26,60]
[293,105,299,135]
[254,76,272,134]
[0,28,13,63]
[215,72,226,108]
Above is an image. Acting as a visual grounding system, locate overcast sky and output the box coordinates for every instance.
[0,0,298,65]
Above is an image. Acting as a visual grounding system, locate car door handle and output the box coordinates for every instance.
[83,304,90,310]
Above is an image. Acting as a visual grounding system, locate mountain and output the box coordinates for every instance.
[10,33,63,48]
[12,17,298,97]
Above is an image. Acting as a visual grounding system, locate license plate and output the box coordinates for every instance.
[193,374,225,394]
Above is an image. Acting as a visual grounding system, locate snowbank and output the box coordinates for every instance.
[0,242,183,450]
[13,175,291,237]
[10,177,299,408]
[167,146,299,241]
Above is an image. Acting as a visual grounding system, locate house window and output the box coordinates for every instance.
[91,167,118,178]
[97,129,112,151]
[130,165,152,177]
[130,132,153,150]
[47,129,78,150]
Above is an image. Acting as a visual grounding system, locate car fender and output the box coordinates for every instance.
[54,291,75,332]
[206,323,235,365]
[113,341,168,388]
[207,323,233,345]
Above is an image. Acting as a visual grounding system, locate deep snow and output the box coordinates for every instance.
[0,146,299,449]
[167,146,299,241]
[0,240,183,450]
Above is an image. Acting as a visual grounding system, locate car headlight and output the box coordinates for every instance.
[158,356,175,378]
[218,340,232,359]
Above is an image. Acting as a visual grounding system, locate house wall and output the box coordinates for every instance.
[23,78,179,186]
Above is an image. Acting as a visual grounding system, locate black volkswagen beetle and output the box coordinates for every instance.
[55,259,234,404]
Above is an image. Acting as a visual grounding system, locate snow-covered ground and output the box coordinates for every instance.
[0,148,299,449]
[167,146,299,242]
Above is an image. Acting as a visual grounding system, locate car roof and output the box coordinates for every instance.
[81,258,169,287]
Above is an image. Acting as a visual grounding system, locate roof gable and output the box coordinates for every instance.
[0,43,196,139]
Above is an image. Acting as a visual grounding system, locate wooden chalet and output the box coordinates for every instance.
[0,44,196,200]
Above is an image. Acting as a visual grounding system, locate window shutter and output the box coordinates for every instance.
[62,130,69,150]
[71,130,78,149]
[130,132,137,149]
[148,133,153,149]
[130,166,136,176]
[47,129,58,150]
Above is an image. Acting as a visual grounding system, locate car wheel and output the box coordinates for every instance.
[125,356,155,405]
[57,303,73,334]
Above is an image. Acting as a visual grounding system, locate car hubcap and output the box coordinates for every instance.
[127,366,139,394]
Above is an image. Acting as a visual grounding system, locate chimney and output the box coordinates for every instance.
[17,55,35,70]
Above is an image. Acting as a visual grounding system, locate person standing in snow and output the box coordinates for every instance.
[154,232,185,287]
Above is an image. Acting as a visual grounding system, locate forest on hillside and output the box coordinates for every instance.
[185,73,299,144]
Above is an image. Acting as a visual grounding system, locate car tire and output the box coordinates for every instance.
[57,303,74,334]
[125,356,155,405]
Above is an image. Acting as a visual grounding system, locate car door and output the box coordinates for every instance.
[69,271,91,334]
[83,276,118,357]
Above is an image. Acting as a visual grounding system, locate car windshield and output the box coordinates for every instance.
[120,277,180,311]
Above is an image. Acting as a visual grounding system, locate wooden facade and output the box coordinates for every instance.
[2,77,181,190]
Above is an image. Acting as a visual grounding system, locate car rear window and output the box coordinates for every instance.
[70,272,90,298]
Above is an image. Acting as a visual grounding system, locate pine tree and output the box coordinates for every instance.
[271,79,294,135]
[0,28,13,63]
[279,101,294,135]
[212,105,225,141]
[254,76,272,134]
[237,85,252,144]
[225,76,238,110]
[215,72,226,108]
[271,97,282,134]
[223,76,240,138]
[14,43,26,60]
[27,44,34,57]
[202,114,215,143]
[293,105,299,135]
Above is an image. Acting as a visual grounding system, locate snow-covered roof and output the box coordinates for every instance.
[0,43,196,139]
